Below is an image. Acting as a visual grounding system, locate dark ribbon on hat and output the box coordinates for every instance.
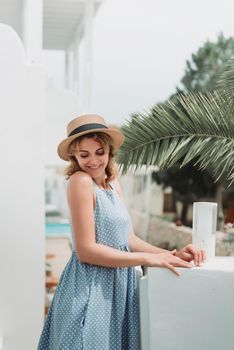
[68,123,108,137]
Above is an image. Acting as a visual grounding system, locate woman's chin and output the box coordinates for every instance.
[85,166,106,177]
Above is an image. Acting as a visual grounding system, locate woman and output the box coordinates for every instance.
[37,114,205,350]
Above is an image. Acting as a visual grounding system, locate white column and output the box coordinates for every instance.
[192,202,217,260]
[0,24,45,349]
[22,0,43,63]
[66,13,81,94]
[73,45,79,93]
[83,0,94,110]
[65,50,74,90]
[65,51,69,89]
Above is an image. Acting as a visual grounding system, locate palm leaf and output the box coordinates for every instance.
[117,91,234,185]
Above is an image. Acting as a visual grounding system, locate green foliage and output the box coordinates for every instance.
[117,34,234,224]
[117,57,234,187]
[152,161,215,202]
[180,33,234,93]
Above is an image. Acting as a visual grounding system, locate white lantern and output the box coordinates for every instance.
[192,202,217,261]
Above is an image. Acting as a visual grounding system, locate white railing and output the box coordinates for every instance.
[139,202,234,350]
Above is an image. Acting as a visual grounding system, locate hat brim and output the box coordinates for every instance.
[57,128,124,161]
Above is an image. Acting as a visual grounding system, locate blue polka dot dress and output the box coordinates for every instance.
[37,179,140,349]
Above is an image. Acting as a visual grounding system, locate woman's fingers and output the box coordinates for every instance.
[177,245,207,266]
[146,251,198,276]
[202,250,206,262]
[195,249,205,266]
[187,245,207,265]
[180,252,194,261]
[199,251,203,265]
[164,263,181,277]
[176,260,193,268]
[165,257,193,276]
[154,247,205,277]
[171,257,193,267]
[167,255,193,268]
[186,244,199,265]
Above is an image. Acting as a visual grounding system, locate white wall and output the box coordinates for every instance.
[140,257,234,350]
[0,24,45,349]
[45,77,83,167]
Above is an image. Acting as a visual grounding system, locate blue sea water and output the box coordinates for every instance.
[45,223,71,237]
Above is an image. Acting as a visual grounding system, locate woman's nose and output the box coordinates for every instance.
[88,155,99,165]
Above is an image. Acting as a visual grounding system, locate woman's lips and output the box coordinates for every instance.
[88,165,102,170]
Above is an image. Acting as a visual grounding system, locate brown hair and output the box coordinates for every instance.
[64,132,119,183]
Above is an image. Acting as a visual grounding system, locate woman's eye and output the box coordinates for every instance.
[80,152,104,158]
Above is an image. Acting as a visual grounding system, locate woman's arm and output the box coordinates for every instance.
[129,224,169,254]
[113,176,205,265]
[113,177,170,255]
[67,172,148,268]
[67,172,193,274]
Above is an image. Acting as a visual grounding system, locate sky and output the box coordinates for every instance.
[43,0,234,126]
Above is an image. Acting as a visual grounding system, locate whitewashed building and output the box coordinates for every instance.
[0,1,105,349]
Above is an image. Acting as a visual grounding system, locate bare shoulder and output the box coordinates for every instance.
[69,171,93,189]
[67,172,94,207]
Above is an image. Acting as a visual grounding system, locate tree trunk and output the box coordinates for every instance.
[181,202,189,225]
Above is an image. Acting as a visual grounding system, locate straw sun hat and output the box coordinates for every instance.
[57,114,125,161]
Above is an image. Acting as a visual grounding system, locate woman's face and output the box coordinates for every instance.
[74,137,109,178]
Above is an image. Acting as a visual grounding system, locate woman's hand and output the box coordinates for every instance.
[175,244,206,266]
[144,251,193,276]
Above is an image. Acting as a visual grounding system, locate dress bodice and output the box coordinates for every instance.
[70,180,132,252]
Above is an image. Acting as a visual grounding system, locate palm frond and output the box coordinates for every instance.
[117,91,234,185]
